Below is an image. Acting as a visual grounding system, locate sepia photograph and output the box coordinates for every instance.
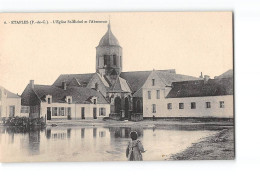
[0,12,234,162]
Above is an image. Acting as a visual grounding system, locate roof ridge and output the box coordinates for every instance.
[121,69,175,74]
[154,70,168,86]
[34,84,53,87]
[111,76,120,92]
[118,77,124,91]
[59,73,94,76]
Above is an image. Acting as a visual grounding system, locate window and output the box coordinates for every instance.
[206,102,211,108]
[152,104,156,113]
[104,55,107,66]
[104,55,109,66]
[113,55,116,65]
[156,90,160,99]
[93,99,97,104]
[52,107,58,116]
[48,98,51,104]
[136,100,142,113]
[9,106,15,117]
[67,107,71,116]
[99,108,106,116]
[191,102,196,109]
[167,103,172,110]
[95,83,99,89]
[68,98,71,104]
[21,106,30,113]
[179,103,184,109]
[114,97,121,113]
[59,107,65,116]
[220,101,225,108]
[148,91,151,99]
[152,79,155,86]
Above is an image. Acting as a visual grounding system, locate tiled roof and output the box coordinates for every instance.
[53,69,200,96]
[120,71,152,93]
[166,78,233,98]
[109,76,131,93]
[0,86,20,98]
[33,85,109,104]
[53,73,94,87]
[156,70,200,86]
[97,74,110,87]
[120,69,200,93]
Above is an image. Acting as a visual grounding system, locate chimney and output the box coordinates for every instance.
[29,80,34,89]
[168,69,176,74]
[62,81,67,90]
[200,72,203,78]
[204,75,210,83]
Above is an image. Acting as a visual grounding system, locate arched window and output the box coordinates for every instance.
[114,97,121,113]
[136,100,142,113]
[125,97,130,119]
[104,55,109,66]
[113,55,116,65]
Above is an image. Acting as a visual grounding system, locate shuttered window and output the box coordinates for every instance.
[220,101,225,108]
[52,107,58,116]
[99,108,106,116]
[206,102,211,108]
[148,91,151,99]
[191,102,196,109]
[179,103,184,109]
[167,103,172,110]
[156,90,160,99]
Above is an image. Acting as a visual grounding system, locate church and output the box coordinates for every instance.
[21,22,214,121]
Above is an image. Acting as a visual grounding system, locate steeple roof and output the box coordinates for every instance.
[98,22,120,47]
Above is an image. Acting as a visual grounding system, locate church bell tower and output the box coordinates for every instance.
[96,21,122,76]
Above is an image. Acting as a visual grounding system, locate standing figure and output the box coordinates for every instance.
[126,131,145,161]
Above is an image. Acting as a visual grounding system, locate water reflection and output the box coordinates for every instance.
[93,128,97,138]
[0,125,229,162]
[46,129,51,139]
[67,128,71,139]
[109,127,143,138]
[81,128,85,139]
[28,131,40,155]
[99,131,106,138]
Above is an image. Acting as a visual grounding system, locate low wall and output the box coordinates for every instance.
[130,113,143,122]
[109,113,121,120]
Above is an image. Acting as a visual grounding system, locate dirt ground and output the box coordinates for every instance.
[167,128,235,160]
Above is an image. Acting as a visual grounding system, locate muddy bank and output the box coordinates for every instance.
[167,128,235,160]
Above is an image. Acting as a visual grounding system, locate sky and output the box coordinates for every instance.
[0,12,233,94]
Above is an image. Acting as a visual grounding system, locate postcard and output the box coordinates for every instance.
[0,12,234,162]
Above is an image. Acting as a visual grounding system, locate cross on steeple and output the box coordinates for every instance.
[108,15,111,30]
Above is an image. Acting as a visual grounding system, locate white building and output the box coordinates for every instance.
[142,70,233,119]
[0,86,29,118]
[21,80,110,120]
